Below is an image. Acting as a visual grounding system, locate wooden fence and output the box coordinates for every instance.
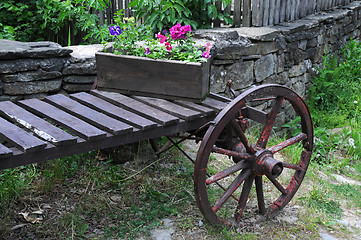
[234,0,355,27]
[100,0,355,27]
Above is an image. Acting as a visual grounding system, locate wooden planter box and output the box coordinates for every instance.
[95,52,211,102]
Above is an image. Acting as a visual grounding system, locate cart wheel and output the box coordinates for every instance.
[194,84,313,227]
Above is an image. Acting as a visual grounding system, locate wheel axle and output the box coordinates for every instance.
[254,150,283,178]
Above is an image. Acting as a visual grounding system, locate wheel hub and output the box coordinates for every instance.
[254,149,283,178]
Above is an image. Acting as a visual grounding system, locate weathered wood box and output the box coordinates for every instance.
[95,52,211,102]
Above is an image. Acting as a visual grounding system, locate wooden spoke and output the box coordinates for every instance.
[282,162,302,171]
[266,174,287,195]
[231,119,253,153]
[256,96,284,148]
[206,160,250,185]
[255,176,266,215]
[235,175,254,223]
[269,133,307,153]
[212,169,252,213]
[212,146,252,160]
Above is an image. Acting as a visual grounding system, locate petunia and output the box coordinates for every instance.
[156,33,168,44]
[202,51,210,58]
[144,47,150,54]
[182,25,191,33]
[109,26,121,36]
[165,42,172,51]
[170,23,183,40]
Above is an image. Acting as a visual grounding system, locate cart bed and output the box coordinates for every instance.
[0,90,230,170]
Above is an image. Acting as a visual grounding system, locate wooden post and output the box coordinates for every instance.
[263,0,270,26]
[269,0,275,25]
[243,0,252,26]
[252,0,263,26]
[274,0,281,24]
[316,0,321,12]
[285,0,291,21]
[234,0,242,27]
[280,0,286,23]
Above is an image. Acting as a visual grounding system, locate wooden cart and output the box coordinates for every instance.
[0,84,313,227]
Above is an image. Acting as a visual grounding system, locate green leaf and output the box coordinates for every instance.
[174,4,184,15]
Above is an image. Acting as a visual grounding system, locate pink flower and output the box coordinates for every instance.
[202,51,210,58]
[165,42,172,51]
[156,33,168,43]
[182,25,191,33]
[205,42,212,52]
[169,23,191,40]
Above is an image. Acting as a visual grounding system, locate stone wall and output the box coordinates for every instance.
[0,1,360,102]
[195,1,361,99]
[0,40,102,101]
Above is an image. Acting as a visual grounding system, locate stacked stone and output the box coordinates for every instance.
[0,40,71,101]
[62,44,103,92]
[194,1,361,99]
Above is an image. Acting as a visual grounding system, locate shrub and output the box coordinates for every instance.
[0,0,111,45]
[129,0,233,33]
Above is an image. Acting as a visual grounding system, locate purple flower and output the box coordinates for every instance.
[202,51,210,58]
[109,26,121,36]
[162,30,168,35]
[144,47,150,54]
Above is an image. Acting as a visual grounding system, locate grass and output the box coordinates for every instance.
[0,141,198,239]
[0,132,360,239]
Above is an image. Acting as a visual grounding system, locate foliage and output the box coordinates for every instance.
[307,39,361,167]
[107,11,211,63]
[308,40,361,125]
[0,0,111,45]
[129,0,233,33]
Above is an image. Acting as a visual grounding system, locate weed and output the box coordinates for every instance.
[299,183,342,218]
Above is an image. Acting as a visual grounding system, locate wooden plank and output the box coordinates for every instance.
[274,0,281,24]
[241,106,268,124]
[0,116,47,153]
[0,101,77,146]
[286,0,291,21]
[290,0,296,20]
[45,94,133,135]
[269,0,275,25]
[89,90,180,126]
[252,0,262,26]
[0,143,12,159]
[280,0,286,22]
[242,0,252,26]
[132,96,203,120]
[263,0,270,26]
[316,0,322,12]
[234,0,242,27]
[68,92,157,130]
[208,93,231,103]
[18,99,107,141]
[96,52,210,102]
[201,97,228,111]
[307,0,314,15]
[174,100,215,116]
[0,108,216,171]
